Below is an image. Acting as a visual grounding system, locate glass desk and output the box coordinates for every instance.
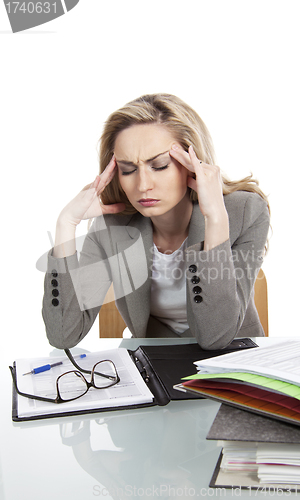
[1,336,292,499]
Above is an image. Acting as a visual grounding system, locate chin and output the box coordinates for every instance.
[136,207,163,217]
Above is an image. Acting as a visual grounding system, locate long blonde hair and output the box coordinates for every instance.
[99,93,269,215]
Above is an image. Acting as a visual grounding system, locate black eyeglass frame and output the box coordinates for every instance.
[9,349,120,405]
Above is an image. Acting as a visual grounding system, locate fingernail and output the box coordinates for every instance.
[171,144,179,150]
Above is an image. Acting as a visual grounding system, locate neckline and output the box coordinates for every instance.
[153,237,188,257]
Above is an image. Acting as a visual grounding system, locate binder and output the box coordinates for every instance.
[207,405,300,491]
[207,404,300,444]
[129,339,257,404]
[176,378,300,427]
[10,338,257,422]
[174,341,300,427]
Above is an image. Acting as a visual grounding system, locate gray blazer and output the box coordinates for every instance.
[43,191,270,350]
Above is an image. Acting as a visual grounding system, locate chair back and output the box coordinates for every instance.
[254,268,269,336]
[99,285,125,338]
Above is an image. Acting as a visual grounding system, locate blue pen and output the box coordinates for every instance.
[23,354,87,375]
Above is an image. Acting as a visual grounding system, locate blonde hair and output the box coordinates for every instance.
[99,93,270,216]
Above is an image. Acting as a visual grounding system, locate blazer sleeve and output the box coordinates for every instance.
[185,193,270,350]
[42,221,112,349]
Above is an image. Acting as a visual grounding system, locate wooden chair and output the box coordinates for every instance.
[99,285,126,338]
[99,269,268,338]
[254,268,268,336]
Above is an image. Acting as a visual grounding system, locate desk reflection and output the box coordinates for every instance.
[59,401,220,499]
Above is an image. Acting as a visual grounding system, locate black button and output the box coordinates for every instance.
[189,264,197,273]
[52,289,59,297]
[191,276,200,284]
[193,286,202,294]
[52,298,59,307]
[51,279,58,287]
[51,269,58,278]
[194,295,203,303]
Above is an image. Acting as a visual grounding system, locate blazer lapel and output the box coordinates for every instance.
[115,214,153,337]
[187,203,205,248]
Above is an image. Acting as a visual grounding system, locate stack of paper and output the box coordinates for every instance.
[175,340,300,426]
[207,404,300,490]
[220,441,300,483]
[219,441,258,472]
[257,443,300,484]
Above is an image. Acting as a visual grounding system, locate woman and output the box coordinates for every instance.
[43,94,270,350]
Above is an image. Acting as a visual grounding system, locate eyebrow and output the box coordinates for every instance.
[116,150,170,167]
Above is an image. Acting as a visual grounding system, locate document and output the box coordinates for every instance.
[14,349,154,419]
[215,441,300,487]
[182,372,300,400]
[193,341,300,385]
[207,405,300,490]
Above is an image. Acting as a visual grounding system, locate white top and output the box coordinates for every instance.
[150,238,189,335]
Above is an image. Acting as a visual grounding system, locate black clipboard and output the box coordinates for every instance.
[11,338,258,421]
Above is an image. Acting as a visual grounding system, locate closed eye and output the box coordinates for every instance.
[120,169,137,176]
[153,164,169,171]
[120,164,169,176]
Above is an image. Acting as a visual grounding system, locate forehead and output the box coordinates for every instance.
[114,124,175,163]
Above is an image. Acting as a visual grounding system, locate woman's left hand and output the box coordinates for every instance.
[170,144,226,220]
[169,144,229,250]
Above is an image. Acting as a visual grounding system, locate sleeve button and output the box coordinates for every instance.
[191,276,200,284]
[52,298,59,307]
[51,279,58,287]
[51,270,58,277]
[194,295,203,303]
[52,289,59,298]
[192,286,202,294]
[188,264,197,273]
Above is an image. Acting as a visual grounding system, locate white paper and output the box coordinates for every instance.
[194,341,300,385]
[220,441,300,482]
[14,348,154,418]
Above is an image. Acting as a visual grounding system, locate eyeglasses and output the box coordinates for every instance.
[9,349,120,404]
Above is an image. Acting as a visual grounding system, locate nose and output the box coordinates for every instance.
[137,167,154,193]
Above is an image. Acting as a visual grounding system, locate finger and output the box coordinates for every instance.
[102,155,117,177]
[187,176,197,192]
[98,157,117,192]
[93,175,101,189]
[189,146,213,184]
[169,144,195,172]
[188,145,204,172]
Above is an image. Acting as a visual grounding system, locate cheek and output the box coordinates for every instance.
[170,162,189,188]
[118,171,127,190]
[181,169,189,185]
[173,168,189,193]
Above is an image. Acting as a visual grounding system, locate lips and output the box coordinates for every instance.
[138,198,160,207]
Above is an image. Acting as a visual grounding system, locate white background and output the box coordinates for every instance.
[1,0,299,357]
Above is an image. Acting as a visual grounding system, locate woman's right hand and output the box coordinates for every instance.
[58,156,126,227]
